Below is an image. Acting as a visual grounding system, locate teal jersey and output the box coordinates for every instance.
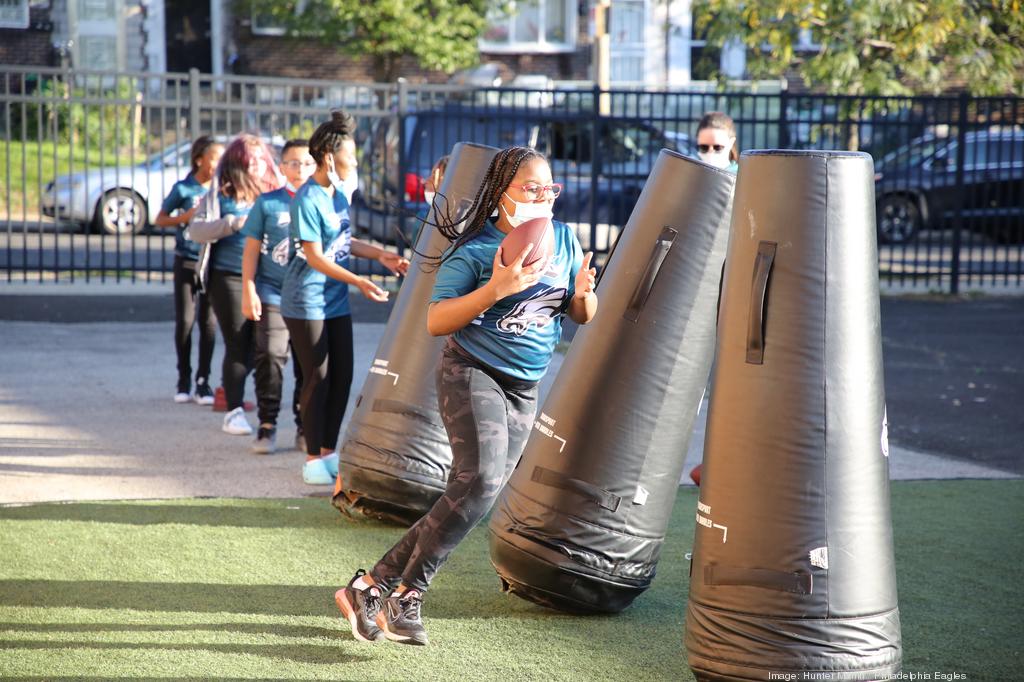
[430,219,583,382]
[210,194,253,275]
[280,178,352,320]
[161,173,208,260]
[240,187,294,307]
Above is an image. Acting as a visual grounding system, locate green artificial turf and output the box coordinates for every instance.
[0,480,1021,680]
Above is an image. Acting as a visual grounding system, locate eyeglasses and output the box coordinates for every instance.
[512,182,563,200]
[697,144,727,154]
[280,160,317,169]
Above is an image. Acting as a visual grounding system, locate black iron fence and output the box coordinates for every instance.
[2,65,1021,292]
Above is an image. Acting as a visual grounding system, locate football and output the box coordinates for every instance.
[499,217,554,268]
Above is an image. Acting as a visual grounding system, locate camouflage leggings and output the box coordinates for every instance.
[371,339,538,593]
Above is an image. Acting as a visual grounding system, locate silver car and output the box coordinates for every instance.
[41,142,196,235]
[41,136,281,235]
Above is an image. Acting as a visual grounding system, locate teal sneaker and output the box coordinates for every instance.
[302,457,334,485]
[321,451,339,477]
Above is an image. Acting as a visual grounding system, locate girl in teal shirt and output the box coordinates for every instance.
[189,134,282,437]
[280,110,409,485]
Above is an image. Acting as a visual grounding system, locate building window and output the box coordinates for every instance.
[0,0,29,28]
[481,0,576,54]
[610,0,645,83]
[78,35,118,69]
[251,11,287,36]
[689,12,719,81]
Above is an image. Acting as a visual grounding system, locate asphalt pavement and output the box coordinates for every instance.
[0,283,1020,505]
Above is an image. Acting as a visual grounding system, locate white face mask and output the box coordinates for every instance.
[501,192,553,227]
[285,182,298,193]
[698,150,732,169]
[328,166,359,205]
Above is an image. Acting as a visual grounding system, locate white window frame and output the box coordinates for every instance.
[609,0,646,84]
[0,0,29,29]
[480,0,577,55]
[70,0,125,72]
[251,10,286,36]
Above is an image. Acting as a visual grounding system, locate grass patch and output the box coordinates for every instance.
[0,480,1021,679]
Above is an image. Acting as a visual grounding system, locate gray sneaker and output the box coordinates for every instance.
[335,570,385,642]
[376,590,429,646]
[252,425,277,454]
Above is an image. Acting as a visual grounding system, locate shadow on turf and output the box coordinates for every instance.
[0,621,339,638]
[0,502,360,529]
[0,577,669,623]
[0,580,340,616]
[0,639,370,666]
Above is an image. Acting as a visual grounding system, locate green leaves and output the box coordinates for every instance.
[693,0,1024,96]
[243,0,492,81]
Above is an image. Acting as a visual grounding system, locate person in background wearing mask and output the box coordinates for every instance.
[281,110,409,485]
[688,110,738,488]
[695,111,739,173]
[155,136,224,405]
[240,139,316,454]
[189,134,283,437]
[332,146,598,647]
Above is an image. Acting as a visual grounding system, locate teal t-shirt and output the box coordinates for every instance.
[161,173,208,260]
[430,219,583,382]
[240,187,294,307]
[281,178,352,320]
[210,194,253,275]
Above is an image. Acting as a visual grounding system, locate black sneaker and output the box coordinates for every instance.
[377,590,429,646]
[335,570,385,642]
[252,425,277,454]
[194,378,215,406]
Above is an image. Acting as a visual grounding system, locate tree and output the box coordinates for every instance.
[244,0,496,83]
[692,0,1024,97]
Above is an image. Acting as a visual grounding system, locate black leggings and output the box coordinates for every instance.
[207,268,253,411]
[173,256,216,391]
[284,315,353,456]
[372,339,538,592]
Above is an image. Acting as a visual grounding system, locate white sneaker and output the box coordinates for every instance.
[174,391,191,403]
[222,407,253,435]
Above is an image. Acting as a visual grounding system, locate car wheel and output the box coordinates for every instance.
[94,189,147,235]
[876,195,921,245]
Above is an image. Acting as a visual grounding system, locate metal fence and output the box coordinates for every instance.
[2,64,1022,292]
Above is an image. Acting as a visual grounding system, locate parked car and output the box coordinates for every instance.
[42,136,282,235]
[874,129,1024,244]
[352,105,696,246]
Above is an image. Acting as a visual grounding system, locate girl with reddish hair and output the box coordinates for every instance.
[189,134,283,436]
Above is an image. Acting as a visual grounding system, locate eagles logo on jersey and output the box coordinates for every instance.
[497,286,567,336]
[271,237,290,266]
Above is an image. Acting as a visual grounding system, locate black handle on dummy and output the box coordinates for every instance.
[746,240,777,364]
[624,226,677,322]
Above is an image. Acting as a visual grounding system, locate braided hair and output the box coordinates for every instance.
[309,110,356,167]
[421,146,546,265]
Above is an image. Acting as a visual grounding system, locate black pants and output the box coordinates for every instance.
[207,268,253,411]
[173,256,216,391]
[372,339,538,593]
[284,315,353,456]
[253,304,303,427]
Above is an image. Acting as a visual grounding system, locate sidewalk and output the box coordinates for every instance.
[1,314,1017,506]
